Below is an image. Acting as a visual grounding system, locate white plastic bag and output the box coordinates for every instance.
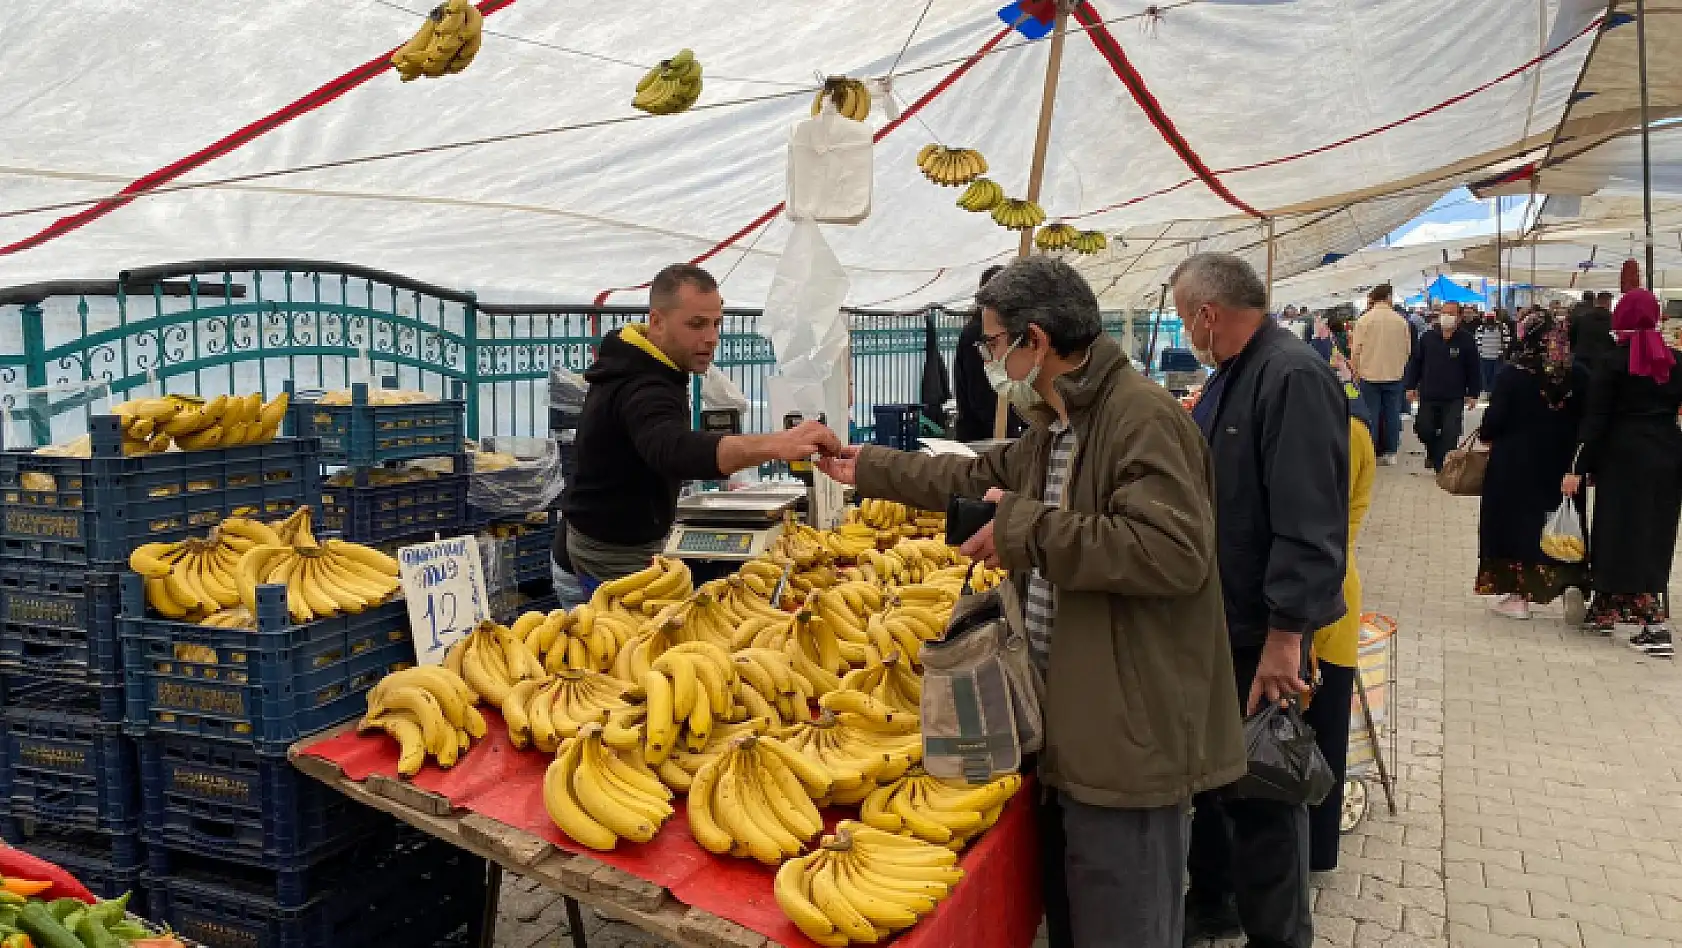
[786,106,873,224]
[1540,498,1585,563]
[700,364,749,413]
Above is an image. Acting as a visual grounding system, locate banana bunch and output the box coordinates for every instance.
[734,560,789,601]
[777,708,922,806]
[823,523,882,562]
[360,665,486,776]
[518,607,623,674]
[443,619,546,707]
[787,564,841,595]
[129,517,279,621]
[315,387,437,406]
[503,670,631,752]
[772,516,830,568]
[1069,230,1109,255]
[709,575,791,628]
[1034,222,1079,252]
[991,198,1047,232]
[324,466,438,487]
[643,642,738,764]
[774,823,963,946]
[1540,532,1585,563]
[199,605,256,629]
[839,651,922,716]
[686,733,834,864]
[740,599,850,675]
[810,583,880,653]
[861,768,1020,850]
[608,619,674,685]
[643,592,737,649]
[916,145,987,187]
[955,178,1005,213]
[650,716,770,793]
[589,556,692,612]
[856,498,910,531]
[391,0,484,81]
[111,392,288,454]
[234,532,402,625]
[732,647,818,727]
[543,723,674,851]
[631,48,703,115]
[811,77,871,122]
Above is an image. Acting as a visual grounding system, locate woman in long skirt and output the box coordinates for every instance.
[1564,289,1682,658]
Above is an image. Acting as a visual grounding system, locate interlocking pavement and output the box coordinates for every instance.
[493,430,1682,948]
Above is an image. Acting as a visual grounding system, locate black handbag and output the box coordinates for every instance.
[1226,700,1336,806]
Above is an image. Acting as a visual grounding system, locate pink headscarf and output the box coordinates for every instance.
[1612,289,1675,384]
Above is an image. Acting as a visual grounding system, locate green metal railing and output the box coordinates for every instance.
[0,260,1169,447]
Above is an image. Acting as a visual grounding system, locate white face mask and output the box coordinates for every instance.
[1440,314,1459,331]
[1189,307,1217,366]
[983,337,1044,413]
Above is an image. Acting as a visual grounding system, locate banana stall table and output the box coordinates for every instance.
[289,708,1042,948]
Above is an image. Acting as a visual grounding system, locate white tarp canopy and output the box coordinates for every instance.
[0,0,1607,307]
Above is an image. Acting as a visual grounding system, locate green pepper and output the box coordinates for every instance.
[16,901,82,948]
[74,914,124,948]
[106,921,148,941]
[42,901,79,924]
[55,910,81,936]
[83,894,128,929]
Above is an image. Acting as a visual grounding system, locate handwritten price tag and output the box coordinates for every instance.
[398,535,491,665]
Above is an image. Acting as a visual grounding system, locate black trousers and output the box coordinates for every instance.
[1303,660,1356,872]
[1414,398,1464,471]
[1187,644,1314,948]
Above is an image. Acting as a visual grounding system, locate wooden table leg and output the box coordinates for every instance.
[479,860,503,948]
[564,895,590,948]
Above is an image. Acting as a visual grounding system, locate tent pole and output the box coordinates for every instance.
[994,0,1071,439]
[1495,195,1503,313]
[1639,0,1656,289]
[1146,283,1167,371]
[1265,217,1276,313]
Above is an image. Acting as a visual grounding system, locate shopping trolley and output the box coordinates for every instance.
[1341,613,1399,831]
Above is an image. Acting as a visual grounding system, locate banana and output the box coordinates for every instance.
[361,714,428,776]
[565,726,666,843]
[129,542,179,579]
[543,736,619,850]
[632,49,704,115]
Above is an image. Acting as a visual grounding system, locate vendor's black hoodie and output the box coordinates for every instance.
[560,326,725,547]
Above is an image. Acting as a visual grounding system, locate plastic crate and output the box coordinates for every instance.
[0,566,122,687]
[319,466,470,543]
[871,404,923,451]
[120,577,413,753]
[0,707,138,831]
[0,821,146,914]
[147,828,485,944]
[1,672,126,723]
[285,382,466,468]
[139,733,383,868]
[0,416,319,567]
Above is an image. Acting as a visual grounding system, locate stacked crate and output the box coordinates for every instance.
[0,414,321,914]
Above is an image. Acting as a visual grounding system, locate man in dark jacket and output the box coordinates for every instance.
[557,264,840,588]
[1175,252,1348,948]
[953,265,1028,441]
[1570,290,1616,374]
[817,256,1245,948]
[1404,301,1482,472]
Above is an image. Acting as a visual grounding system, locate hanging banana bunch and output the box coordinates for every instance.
[916,145,988,187]
[812,77,871,122]
[392,0,484,81]
[632,49,704,115]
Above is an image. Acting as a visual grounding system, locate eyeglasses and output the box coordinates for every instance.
[975,330,1014,361]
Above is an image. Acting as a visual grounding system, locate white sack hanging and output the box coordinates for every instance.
[785,102,874,225]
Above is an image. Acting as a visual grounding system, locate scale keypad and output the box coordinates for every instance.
[674,530,755,555]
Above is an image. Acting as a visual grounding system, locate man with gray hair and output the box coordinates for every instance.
[1175,252,1348,948]
[818,255,1245,948]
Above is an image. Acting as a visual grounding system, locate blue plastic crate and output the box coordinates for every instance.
[319,466,470,543]
[0,822,146,914]
[0,566,122,686]
[1,672,126,723]
[147,828,485,944]
[120,577,413,753]
[139,733,383,869]
[0,707,138,831]
[0,416,319,567]
[871,404,923,451]
[285,382,466,468]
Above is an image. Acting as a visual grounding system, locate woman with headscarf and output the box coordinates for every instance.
[1563,288,1682,657]
[1475,311,1589,619]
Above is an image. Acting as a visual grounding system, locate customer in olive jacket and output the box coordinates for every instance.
[817,256,1245,948]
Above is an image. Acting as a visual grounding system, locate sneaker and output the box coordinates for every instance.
[1490,595,1531,620]
[1563,587,1587,628]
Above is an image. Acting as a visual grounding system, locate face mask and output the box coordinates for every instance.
[984,337,1044,413]
[1440,314,1459,331]
[1189,308,1217,366]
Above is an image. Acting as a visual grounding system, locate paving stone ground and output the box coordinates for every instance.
[493,421,1682,948]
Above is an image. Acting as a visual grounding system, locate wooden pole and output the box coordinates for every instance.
[1264,218,1277,313]
[993,1,1071,440]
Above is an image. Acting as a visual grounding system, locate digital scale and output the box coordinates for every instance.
[663,485,805,562]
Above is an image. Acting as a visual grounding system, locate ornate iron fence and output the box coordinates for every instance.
[0,260,1166,447]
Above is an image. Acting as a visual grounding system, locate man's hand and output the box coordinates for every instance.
[959,519,999,568]
[772,420,841,462]
[1561,473,1582,497]
[983,487,1005,503]
[1247,630,1308,714]
[1405,390,1417,403]
[814,444,861,485]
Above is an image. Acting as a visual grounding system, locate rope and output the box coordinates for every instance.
[889,0,937,77]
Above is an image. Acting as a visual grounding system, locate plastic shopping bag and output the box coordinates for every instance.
[1540,497,1586,563]
[1226,701,1336,807]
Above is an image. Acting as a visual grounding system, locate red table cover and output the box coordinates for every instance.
[298,710,1042,948]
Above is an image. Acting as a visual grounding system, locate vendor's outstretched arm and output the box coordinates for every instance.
[820,442,1020,511]
[716,420,841,473]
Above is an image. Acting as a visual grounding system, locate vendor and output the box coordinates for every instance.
[556,263,841,591]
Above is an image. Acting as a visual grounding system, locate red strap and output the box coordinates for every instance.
[0,0,519,257]
[1072,1,1262,218]
[594,26,1014,305]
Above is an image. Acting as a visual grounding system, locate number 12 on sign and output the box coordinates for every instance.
[397,535,492,665]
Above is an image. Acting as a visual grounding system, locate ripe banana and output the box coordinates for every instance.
[360,663,481,776]
[1034,222,1079,251]
[774,823,962,944]
[392,0,484,81]
[543,724,673,850]
[776,710,922,805]
[687,734,826,864]
[632,48,704,115]
[860,767,1020,849]
[990,198,1047,232]
[505,670,630,752]
[447,620,544,708]
[916,145,987,187]
[811,77,872,122]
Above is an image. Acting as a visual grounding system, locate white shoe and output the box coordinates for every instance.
[1490,595,1532,620]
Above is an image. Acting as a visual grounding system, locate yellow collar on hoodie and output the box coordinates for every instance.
[620,323,679,371]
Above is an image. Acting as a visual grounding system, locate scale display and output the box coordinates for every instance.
[671,528,758,556]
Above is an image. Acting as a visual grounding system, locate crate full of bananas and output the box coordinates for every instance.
[287,381,464,468]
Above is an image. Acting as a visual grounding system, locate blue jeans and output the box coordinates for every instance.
[1360,380,1405,457]
[1480,358,1500,393]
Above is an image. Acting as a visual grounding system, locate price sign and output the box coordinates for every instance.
[397,535,491,665]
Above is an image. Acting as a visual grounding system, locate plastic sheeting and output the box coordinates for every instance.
[0,0,1600,307]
